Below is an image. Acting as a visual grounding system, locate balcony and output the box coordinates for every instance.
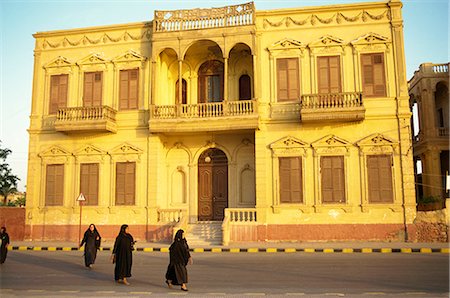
[54,106,117,133]
[149,100,258,133]
[300,92,365,122]
[153,2,254,32]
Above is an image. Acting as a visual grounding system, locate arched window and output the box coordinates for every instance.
[198,60,224,103]
[239,74,251,100]
[175,79,187,104]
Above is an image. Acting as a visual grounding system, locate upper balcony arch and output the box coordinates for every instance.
[182,39,224,61]
[227,41,254,57]
[434,80,449,93]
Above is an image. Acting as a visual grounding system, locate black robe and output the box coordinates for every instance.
[80,230,101,267]
[165,239,191,285]
[113,232,134,280]
[0,232,10,264]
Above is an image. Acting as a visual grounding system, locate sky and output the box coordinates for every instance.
[0,0,449,191]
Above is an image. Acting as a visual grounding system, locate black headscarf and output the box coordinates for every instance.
[119,224,129,235]
[0,227,6,234]
[85,223,100,235]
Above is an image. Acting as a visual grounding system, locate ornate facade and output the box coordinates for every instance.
[26,0,416,243]
[409,63,449,201]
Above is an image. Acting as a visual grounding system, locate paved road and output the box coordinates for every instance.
[0,251,448,297]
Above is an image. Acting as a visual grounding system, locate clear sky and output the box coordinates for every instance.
[0,0,448,191]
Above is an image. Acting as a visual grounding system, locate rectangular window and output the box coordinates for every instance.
[49,74,68,114]
[119,69,139,110]
[361,53,386,97]
[321,156,345,203]
[116,162,136,205]
[45,164,64,206]
[277,58,300,101]
[279,157,303,203]
[80,163,99,206]
[367,155,393,203]
[318,56,341,94]
[83,71,103,107]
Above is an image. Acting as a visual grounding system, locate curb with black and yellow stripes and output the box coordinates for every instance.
[8,246,450,253]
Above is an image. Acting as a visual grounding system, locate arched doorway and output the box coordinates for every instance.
[198,60,224,103]
[198,148,228,221]
[239,74,251,100]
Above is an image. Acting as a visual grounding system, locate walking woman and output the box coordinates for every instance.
[111,224,134,285]
[0,227,10,264]
[165,229,192,291]
[79,224,101,268]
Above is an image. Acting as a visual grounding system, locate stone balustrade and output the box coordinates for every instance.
[301,92,363,109]
[56,106,116,122]
[157,209,185,223]
[154,2,254,32]
[151,100,256,119]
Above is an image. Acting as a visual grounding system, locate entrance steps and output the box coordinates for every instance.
[186,221,223,246]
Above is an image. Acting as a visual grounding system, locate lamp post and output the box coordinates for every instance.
[77,193,86,245]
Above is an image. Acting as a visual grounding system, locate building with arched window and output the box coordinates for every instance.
[25,0,417,244]
[409,63,449,204]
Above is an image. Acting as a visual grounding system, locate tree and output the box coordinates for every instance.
[0,142,20,205]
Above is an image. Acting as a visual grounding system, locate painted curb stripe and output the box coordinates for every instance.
[9,246,450,253]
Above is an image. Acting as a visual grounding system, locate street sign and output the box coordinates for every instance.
[77,193,86,201]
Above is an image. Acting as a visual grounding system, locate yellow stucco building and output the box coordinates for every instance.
[26,0,416,244]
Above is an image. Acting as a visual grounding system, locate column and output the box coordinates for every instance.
[178,59,183,116]
[223,57,228,115]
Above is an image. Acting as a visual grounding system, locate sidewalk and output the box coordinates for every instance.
[9,240,450,253]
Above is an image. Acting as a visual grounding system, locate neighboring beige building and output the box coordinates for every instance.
[26,0,416,244]
[409,63,449,201]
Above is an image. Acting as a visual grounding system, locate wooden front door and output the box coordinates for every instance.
[198,149,228,221]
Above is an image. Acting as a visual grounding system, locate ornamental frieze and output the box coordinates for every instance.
[41,29,152,49]
[263,10,390,29]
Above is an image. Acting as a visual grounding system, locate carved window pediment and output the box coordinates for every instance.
[39,145,71,158]
[76,53,109,66]
[268,38,305,51]
[44,56,73,69]
[270,136,309,156]
[112,50,147,65]
[351,33,390,52]
[309,35,346,55]
[111,143,143,155]
[76,144,106,156]
[311,135,351,154]
[357,133,398,154]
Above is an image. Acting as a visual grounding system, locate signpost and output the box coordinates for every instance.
[77,193,86,245]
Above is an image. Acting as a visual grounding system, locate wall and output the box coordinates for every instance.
[0,207,26,241]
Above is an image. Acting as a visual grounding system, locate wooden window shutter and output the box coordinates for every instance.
[318,56,341,94]
[361,53,386,97]
[116,162,135,205]
[93,72,102,106]
[45,164,64,206]
[367,155,393,203]
[83,72,94,107]
[80,163,99,206]
[279,157,303,203]
[321,156,345,203]
[49,74,68,114]
[287,58,299,100]
[239,75,251,100]
[120,69,139,110]
[277,59,288,101]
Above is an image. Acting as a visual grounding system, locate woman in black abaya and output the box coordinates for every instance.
[79,223,101,268]
[0,227,10,264]
[111,224,134,285]
[165,229,192,291]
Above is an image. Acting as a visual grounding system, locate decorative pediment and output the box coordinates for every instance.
[309,35,345,48]
[76,53,109,66]
[270,136,308,149]
[76,144,106,156]
[270,136,309,157]
[312,135,351,147]
[111,143,143,155]
[351,33,390,52]
[357,133,396,146]
[43,56,73,69]
[357,133,398,154]
[311,135,352,155]
[267,38,306,56]
[351,33,389,46]
[112,50,147,64]
[38,146,72,163]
